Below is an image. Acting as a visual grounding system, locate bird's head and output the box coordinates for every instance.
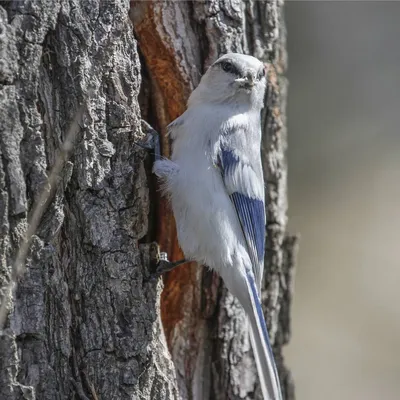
[188,53,267,109]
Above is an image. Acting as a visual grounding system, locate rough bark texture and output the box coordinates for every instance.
[0,1,296,400]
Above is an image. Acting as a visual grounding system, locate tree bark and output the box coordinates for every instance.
[0,1,296,400]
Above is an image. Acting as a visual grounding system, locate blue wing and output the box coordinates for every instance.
[218,145,283,400]
[218,146,265,285]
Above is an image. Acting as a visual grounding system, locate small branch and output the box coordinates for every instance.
[0,104,86,330]
[83,370,100,400]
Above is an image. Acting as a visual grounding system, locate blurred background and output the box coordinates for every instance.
[284,3,400,400]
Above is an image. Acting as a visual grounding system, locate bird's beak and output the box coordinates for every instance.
[245,77,255,87]
[236,75,255,89]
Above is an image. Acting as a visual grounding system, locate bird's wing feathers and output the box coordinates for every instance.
[218,129,283,400]
[218,143,265,286]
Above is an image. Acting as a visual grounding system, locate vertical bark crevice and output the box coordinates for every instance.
[1,1,179,399]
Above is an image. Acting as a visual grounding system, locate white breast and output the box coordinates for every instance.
[167,105,251,275]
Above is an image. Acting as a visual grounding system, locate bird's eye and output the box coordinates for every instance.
[257,67,266,80]
[220,61,237,75]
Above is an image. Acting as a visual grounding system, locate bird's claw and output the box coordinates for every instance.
[136,120,161,160]
[149,242,187,278]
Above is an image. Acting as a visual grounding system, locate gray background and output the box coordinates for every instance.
[284,3,400,400]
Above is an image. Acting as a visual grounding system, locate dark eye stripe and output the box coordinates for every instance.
[257,67,266,80]
[219,60,241,76]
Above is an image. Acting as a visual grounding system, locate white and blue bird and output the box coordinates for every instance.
[153,53,283,400]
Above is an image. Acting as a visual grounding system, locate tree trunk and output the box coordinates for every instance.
[0,1,296,400]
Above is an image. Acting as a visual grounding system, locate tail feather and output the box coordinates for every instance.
[246,271,283,400]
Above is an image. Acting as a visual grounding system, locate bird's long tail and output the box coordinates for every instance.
[246,271,283,400]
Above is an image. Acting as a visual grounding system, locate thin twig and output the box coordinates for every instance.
[0,104,86,331]
[83,370,100,400]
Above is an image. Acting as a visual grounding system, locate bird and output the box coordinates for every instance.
[152,53,283,400]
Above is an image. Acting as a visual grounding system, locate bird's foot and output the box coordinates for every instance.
[135,120,161,161]
[150,242,188,278]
